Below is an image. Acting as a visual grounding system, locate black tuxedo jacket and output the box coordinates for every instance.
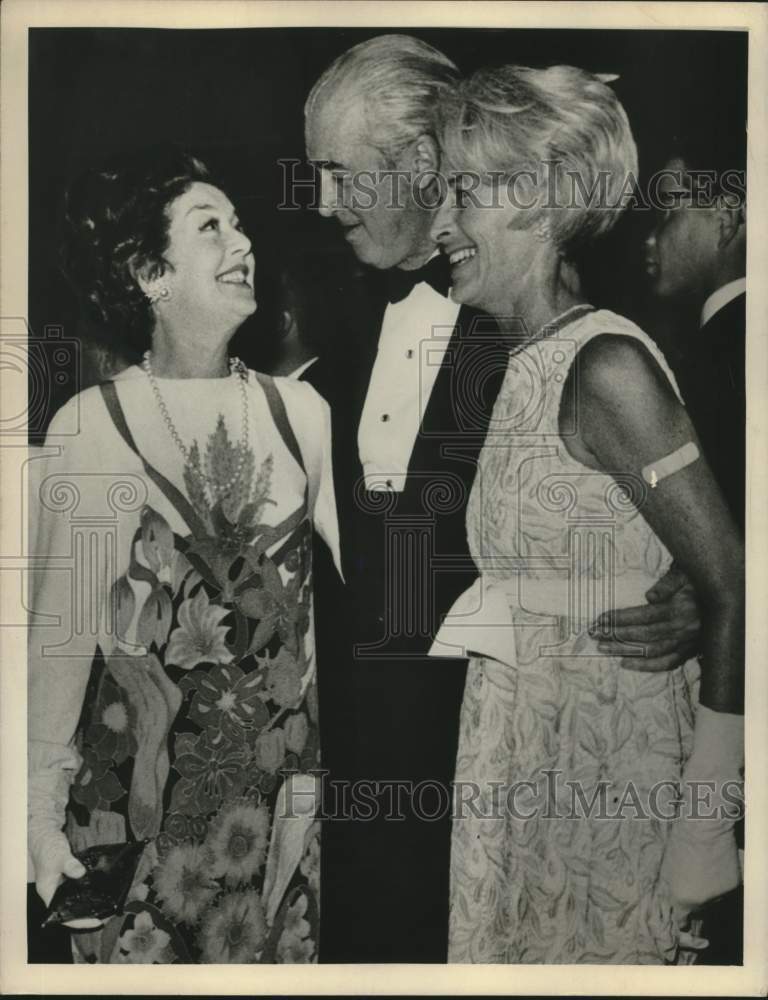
[301,269,508,963]
[303,271,507,661]
[676,292,745,531]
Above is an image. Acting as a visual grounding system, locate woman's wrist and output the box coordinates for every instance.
[697,655,744,716]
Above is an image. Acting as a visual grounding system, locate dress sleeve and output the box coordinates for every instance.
[28,392,108,748]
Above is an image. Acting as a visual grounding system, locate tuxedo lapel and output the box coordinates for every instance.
[350,285,388,428]
[408,305,505,478]
[701,292,745,395]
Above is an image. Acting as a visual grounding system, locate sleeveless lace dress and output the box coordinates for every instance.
[442,309,700,964]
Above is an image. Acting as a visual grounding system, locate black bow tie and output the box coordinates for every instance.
[384,253,452,304]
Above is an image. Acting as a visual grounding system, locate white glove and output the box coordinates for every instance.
[660,706,744,923]
[676,919,709,964]
[29,740,86,905]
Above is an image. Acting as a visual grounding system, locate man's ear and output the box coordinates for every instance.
[407,133,441,189]
[715,201,746,251]
[280,309,298,340]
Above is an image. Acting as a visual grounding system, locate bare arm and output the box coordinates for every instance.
[569,334,743,713]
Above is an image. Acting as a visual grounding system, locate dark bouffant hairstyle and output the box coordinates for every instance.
[61,146,213,354]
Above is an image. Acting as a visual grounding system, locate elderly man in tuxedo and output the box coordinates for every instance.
[303,34,702,963]
[644,123,746,963]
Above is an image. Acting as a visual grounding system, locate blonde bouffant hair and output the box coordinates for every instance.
[438,64,639,251]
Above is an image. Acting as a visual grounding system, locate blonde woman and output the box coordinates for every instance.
[430,66,743,964]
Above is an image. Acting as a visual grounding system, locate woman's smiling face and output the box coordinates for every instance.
[430,173,540,318]
[159,182,257,329]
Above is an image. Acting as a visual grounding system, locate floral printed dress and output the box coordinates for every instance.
[29,367,338,964]
[434,309,700,964]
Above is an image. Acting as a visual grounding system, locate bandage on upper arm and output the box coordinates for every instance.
[642,441,700,488]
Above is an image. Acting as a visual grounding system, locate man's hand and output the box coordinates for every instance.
[589,564,701,671]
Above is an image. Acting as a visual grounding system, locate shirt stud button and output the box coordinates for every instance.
[386,479,393,489]
[381,413,390,422]
[406,349,414,359]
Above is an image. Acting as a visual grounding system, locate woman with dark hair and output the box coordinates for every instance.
[429,67,744,963]
[28,146,339,963]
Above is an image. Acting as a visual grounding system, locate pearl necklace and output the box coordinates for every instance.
[141,350,250,500]
[536,302,594,338]
[509,303,595,358]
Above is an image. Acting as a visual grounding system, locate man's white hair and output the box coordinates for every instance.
[305,34,459,163]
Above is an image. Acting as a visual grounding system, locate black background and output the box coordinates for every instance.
[28,27,748,434]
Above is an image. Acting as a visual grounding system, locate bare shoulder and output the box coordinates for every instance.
[576,333,674,406]
[44,384,110,439]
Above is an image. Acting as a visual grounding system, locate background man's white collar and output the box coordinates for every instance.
[700,277,746,328]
